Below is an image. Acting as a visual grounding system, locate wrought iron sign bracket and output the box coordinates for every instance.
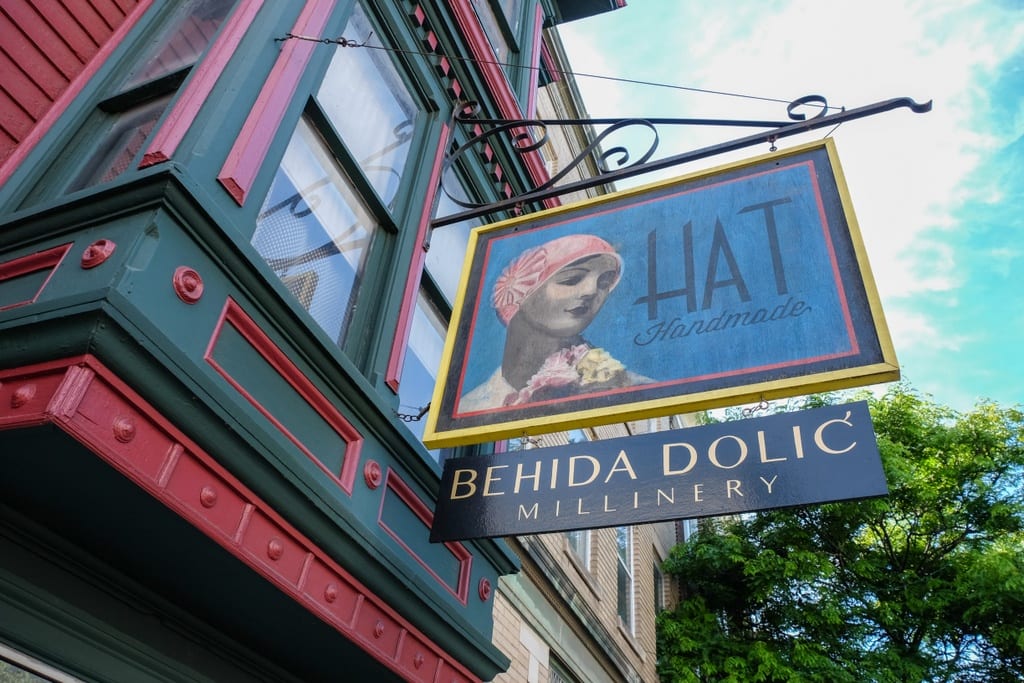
[432,95,931,228]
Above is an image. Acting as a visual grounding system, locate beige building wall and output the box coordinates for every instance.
[490,420,692,683]
[490,420,691,682]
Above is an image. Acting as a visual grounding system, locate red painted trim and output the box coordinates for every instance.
[0,0,154,187]
[217,0,337,205]
[204,298,362,495]
[378,468,472,604]
[384,122,450,394]
[0,357,479,682]
[525,4,543,119]
[140,0,265,167]
[539,41,558,84]
[0,243,72,312]
[445,0,556,207]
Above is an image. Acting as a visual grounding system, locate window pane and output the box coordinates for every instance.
[653,564,665,613]
[67,0,233,192]
[317,2,417,208]
[566,529,589,567]
[69,94,172,190]
[253,118,378,345]
[498,0,523,35]
[123,0,234,89]
[471,0,512,63]
[616,527,634,631]
[427,169,481,304]
[398,289,447,459]
[548,656,579,683]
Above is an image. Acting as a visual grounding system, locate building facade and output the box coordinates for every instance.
[491,422,686,683]
[487,34,686,680]
[0,1,626,681]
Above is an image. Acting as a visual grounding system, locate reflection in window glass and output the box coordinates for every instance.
[616,526,634,633]
[69,94,171,190]
[122,0,235,89]
[566,429,588,444]
[253,118,378,345]
[67,0,233,193]
[317,2,417,208]
[498,0,523,36]
[427,169,481,304]
[470,0,512,63]
[398,290,447,458]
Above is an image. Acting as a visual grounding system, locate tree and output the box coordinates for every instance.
[657,384,1024,682]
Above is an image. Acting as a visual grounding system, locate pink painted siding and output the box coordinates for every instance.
[0,0,142,166]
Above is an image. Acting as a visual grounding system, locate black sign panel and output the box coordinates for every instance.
[431,401,887,541]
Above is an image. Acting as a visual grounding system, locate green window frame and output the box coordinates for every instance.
[469,0,532,94]
[63,0,237,195]
[251,0,433,362]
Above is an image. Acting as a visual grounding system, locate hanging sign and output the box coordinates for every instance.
[423,139,898,448]
[430,401,887,541]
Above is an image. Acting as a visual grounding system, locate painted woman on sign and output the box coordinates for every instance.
[458,234,649,412]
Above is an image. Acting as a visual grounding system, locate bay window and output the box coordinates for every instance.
[395,167,481,456]
[68,0,235,192]
[253,0,425,351]
[252,117,379,345]
[314,2,418,209]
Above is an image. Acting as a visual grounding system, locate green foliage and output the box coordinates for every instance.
[658,384,1024,682]
[0,659,47,683]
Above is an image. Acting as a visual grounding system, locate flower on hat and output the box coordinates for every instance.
[490,234,622,325]
[492,244,549,326]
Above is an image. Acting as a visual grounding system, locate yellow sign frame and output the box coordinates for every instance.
[424,139,898,447]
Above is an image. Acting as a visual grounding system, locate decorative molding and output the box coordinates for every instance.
[0,244,72,312]
[218,0,339,205]
[204,298,363,494]
[443,0,552,196]
[80,239,116,269]
[112,415,136,443]
[524,4,544,119]
[0,356,480,683]
[378,468,472,604]
[141,0,266,167]
[172,266,204,303]
[363,460,383,489]
[384,121,450,394]
[11,384,36,409]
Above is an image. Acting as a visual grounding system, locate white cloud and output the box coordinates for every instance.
[558,0,1024,409]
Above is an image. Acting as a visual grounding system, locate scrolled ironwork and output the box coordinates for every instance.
[433,95,932,227]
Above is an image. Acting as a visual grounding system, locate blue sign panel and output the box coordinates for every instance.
[431,402,887,541]
[424,140,898,447]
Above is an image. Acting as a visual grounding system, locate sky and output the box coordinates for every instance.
[558,0,1024,413]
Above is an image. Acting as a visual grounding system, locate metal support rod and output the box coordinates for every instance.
[431,96,931,228]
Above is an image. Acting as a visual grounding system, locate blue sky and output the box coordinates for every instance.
[559,0,1024,412]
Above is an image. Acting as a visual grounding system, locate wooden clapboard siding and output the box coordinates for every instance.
[0,0,141,165]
